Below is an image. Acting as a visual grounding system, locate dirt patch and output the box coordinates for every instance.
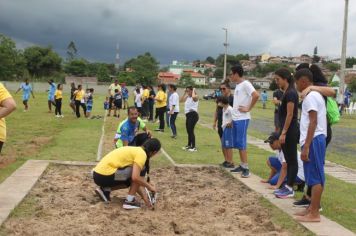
[2,165,289,236]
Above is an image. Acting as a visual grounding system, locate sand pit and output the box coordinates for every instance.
[2,165,289,235]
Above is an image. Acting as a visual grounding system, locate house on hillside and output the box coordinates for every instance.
[65,76,97,85]
[183,70,207,86]
[157,72,180,85]
[247,77,271,89]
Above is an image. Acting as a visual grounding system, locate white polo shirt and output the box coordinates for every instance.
[232,80,256,121]
[169,92,179,113]
[184,97,198,114]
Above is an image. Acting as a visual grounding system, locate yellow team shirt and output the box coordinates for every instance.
[93,146,147,176]
[0,83,13,142]
[109,83,121,96]
[142,89,149,101]
[75,89,84,101]
[156,90,167,108]
[55,90,63,99]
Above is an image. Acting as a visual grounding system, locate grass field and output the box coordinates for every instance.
[1,93,355,234]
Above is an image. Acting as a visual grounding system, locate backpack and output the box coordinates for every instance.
[326,97,340,125]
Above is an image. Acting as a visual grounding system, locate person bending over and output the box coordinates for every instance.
[114,106,152,148]
[93,138,161,209]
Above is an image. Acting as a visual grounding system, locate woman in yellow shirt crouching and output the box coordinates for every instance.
[93,138,161,209]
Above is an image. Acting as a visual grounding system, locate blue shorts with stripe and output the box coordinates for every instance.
[222,127,234,148]
[232,119,249,150]
[302,134,326,187]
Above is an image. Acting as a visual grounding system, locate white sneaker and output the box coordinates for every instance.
[182,146,190,150]
[123,199,141,210]
[55,115,60,118]
[60,115,64,118]
[188,147,197,152]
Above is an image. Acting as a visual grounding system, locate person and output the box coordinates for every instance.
[148,86,156,122]
[114,107,152,148]
[142,85,150,120]
[113,89,122,118]
[108,80,121,117]
[273,68,299,198]
[272,88,283,132]
[86,88,94,118]
[0,83,16,154]
[229,64,260,178]
[293,64,336,208]
[69,82,76,114]
[217,96,234,167]
[104,97,110,112]
[166,87,171,127]
[73,84,86,118]
[93,138,161,209]
[181,86,199,152]
[213,81,234,168]
[261,90,268,109]
[154,84,167,132]
[121,83,129,109]
[294,68,327,223]
[54,84,63,118]
[168,84,179,139]
[15,79,35,112]
[261,132,305,190]
[134,88,143,116]
[47,80,56,113]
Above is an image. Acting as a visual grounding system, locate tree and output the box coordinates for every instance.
[214,68,224,78]
[64,58,88,76]
[97,64,110,82]
[178,73,194,87]
[124,52,159,85]
[325,62,340,72]
[66,41,77,61]
[206,56,215,64]
[117,71,136,85]
[346,57,356,68]
[269,80,278,90]
[24,46,62,77]
[235,53,249,61]
[0,34,26,80]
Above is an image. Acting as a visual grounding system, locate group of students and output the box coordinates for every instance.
[106,80,129,118]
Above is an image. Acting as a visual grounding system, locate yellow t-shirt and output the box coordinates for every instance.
[109,83,121,96]
[75,90,84,101]
[156,90,167,108]
[142,89,149,101]
[55,90,63,99]
[0,83,13,142]
[93,146,147,176]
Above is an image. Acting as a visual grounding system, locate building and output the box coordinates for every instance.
[168,60,210,75]
[65,76,97,85]
[247,77,271,89]
[260,53,271,63]
[183,70,207,86]
[157,72,180,85]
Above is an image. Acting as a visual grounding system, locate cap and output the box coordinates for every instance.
[264,132,280,144]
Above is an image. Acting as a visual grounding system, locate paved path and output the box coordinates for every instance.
[199,121,356,185]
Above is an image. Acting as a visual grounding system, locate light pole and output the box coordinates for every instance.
[222,28,228,81]
[340,0,349,99]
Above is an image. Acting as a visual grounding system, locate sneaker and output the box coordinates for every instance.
[241,168,250,178]
[55,115,60,118]
[123,199,141,210]
[293,196,311,207]
[60,115,64,118]
[95,187,111,202]
[182,146,190,150]
[230,165,243,173]
[275,186,294,198]
[223,162,235,168]
[220,161,228,167]
[188,147,197,152]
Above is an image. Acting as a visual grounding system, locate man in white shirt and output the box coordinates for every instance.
[168,84,179,138]
[295,69,327,223]
[229,64,260,178]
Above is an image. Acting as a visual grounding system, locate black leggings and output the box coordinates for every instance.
[281,124,299,187]
[55,98,62,115]
[156,106,166,130]
[186,111,199,148]
[75,100,86,118]
[149,101,154,121]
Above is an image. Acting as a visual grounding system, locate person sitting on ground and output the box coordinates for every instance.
[93,138,161,209]
[113,88,122,118]
[114,106,152,148]
[217,96,234,168]
[261,132,305,190]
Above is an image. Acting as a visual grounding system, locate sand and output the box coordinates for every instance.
[2,165,289,236]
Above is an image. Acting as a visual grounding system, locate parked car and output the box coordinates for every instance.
[203,89,221,100]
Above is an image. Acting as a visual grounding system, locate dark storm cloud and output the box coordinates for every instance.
[0,0,355,64]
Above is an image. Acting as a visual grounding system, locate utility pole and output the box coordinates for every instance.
[222,28,228,81]
[115,43,120,73]
[340,0,349,99]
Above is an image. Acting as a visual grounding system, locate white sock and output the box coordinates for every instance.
[285,185,292,191]
[126,195,135,202]
[240,163,249,169]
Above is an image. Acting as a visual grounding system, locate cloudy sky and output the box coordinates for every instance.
[0,0,355,64]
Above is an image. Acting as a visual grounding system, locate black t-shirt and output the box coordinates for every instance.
[70,88,76,100]
[278,88,299,129]
[273,89,283,113]
[216,95,234,125]
[149,90,156,103]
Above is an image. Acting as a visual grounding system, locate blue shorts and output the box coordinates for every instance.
[232,119,249,150]
[48,94,54,101]
[23,94,30,101]
[268,156,304,185]
[303,134,326,187]
[269,157,282,171]
[222,127,234,148]
[87,106,93,112]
